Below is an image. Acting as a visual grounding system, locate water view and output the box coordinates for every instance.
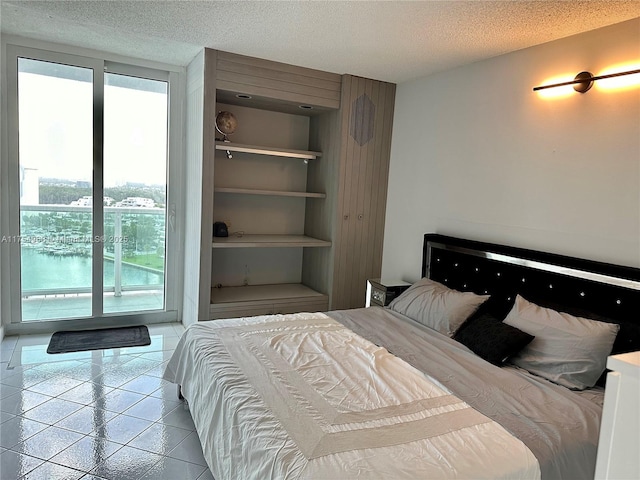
[21,248,163,292]
[20,205,166,294]
[18,204,167,320]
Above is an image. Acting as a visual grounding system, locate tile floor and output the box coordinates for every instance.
[0,323,215,479]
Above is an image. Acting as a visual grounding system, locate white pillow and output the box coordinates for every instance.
[503,295,620,390]
[388,278,488,336]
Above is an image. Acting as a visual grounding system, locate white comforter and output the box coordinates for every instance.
[164,312,540,479]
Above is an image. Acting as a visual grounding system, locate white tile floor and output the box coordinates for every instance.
[0,323,215,480]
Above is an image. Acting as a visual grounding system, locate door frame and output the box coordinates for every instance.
[1,37,185,335]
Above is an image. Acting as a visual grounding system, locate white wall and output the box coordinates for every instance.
[382,18,640,282]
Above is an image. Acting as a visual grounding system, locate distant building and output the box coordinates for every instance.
[20,165,39,205]
[69,196,116,207]
[116,197,155,208]
[69,196,93,207]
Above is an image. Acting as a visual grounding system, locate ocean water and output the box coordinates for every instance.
[21,248,164,291]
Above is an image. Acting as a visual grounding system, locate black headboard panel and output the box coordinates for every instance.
[422,234,640,355]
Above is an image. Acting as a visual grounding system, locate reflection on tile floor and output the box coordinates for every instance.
[0,323,215,479]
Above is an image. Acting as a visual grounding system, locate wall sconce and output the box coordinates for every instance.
[533,68,640,93]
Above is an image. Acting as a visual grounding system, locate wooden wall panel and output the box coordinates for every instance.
[331,75,396,310]
[355,80,380,307]
[341,76,363,308]
[216,51,341,110]
[198,48,217,320]
[303,107,342,300]
[307,74,396,311]
[373,82,396,275]
[192,49,393,319]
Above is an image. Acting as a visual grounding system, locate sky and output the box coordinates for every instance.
[18,66,168,188]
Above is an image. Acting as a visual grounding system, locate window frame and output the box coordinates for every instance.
[1,38,185,334]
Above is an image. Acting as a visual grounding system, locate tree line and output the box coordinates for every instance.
[39,185,166,206]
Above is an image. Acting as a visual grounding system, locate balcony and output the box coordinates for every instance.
[19,204,165,321]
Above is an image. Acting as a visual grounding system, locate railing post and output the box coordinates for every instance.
[114,211,122,297]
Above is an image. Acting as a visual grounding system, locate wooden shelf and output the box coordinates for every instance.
[215,141,321,160]
[212,234,331,248]
[209,283,329,319]
[214,187,325,198]
[211,283,326,305]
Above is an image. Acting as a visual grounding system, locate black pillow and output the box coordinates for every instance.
[453,313,534,366]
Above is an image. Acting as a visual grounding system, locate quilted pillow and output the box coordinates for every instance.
[388,278,489,336]
[454,313,534,365]
[503,295,620,390]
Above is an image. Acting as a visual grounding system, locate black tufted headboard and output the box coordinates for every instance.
[422,234,640,356]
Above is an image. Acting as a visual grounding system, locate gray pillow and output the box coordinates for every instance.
[388,278,489,336]
[503,295,620,390]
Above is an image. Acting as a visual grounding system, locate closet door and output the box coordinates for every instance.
[333,76,396,310]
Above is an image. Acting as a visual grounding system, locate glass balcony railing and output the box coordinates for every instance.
[19,205,165,319]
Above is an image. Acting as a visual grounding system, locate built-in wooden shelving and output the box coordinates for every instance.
[211,283,326,305]
[210,106,330,320]
[212,234,331,249]
[215,142,321,160]
[214,187,325,198]
[209,283,329,319]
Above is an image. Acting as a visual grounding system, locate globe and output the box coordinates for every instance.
[215,111,237,141]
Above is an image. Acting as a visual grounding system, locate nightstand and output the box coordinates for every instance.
[366,278,411,307]
[595,352,640,480]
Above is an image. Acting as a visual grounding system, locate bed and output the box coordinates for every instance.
[164,234,640,479]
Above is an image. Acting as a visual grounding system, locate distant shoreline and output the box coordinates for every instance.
[103,254,164,275]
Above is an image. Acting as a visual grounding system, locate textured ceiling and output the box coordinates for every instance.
[2,1,640,83]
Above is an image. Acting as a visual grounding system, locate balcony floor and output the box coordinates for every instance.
[22,292,164,321]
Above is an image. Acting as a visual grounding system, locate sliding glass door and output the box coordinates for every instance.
[7,46,173,324]
[103,71,168,314]
[17,57,95,321]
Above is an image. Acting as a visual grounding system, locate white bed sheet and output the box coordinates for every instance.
[164,312,540,479]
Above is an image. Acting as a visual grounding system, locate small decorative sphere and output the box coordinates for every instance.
[215,111,237,138]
